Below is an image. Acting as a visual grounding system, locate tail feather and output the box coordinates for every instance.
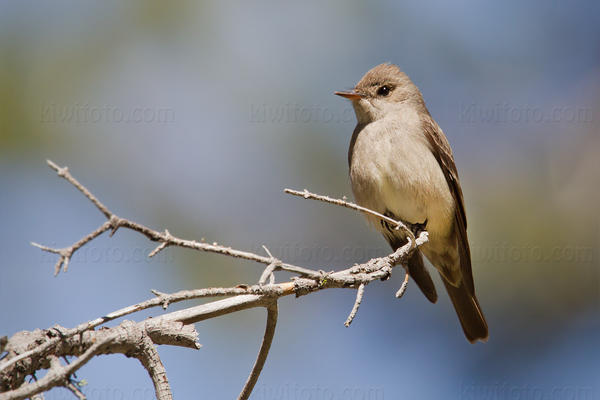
[387,235,437,303]
[441,276,488,343]
[407,251,437,303]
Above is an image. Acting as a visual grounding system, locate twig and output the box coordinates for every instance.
[31,222,112,275]
[344,283,365,327]
[46,160,111,219]
[148,239,169,258]
[35,162,324,280]
[258,246,279,285]
[238,301,278,400]
[259,263,278,286]
[284,188,416,242]
[64,381,86,400]
[395,273,410,298]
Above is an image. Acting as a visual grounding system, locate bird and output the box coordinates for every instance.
[335,63,488,343]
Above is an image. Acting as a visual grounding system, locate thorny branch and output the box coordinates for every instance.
[0,160,428,400]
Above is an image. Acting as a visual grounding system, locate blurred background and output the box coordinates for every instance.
[1,1,598,399]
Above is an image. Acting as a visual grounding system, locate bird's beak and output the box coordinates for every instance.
[334,90,364,100]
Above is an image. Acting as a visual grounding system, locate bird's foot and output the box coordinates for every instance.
[407,219,428,238]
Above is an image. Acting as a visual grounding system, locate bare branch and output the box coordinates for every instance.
[238,301,278,400]
[258,263,278,286]
[344,283,365,327]
[135,334,172,400]
[10,238,424,398]
[37,161,292,273]
[46,160,112,220]
[64,381,86,400]
[4,161,432,399]
[0,287,240,374]
[3,230,426,396]
[0,320,198,400]
[284,188,416,242]
[148,239,169,258]
[32,221,112,275]
[395,273,410,298]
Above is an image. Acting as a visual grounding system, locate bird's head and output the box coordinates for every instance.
[335,63,423,124]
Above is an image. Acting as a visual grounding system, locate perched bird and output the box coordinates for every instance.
[335,63,488,343]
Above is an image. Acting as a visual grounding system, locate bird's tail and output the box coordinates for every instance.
[387,233,438,303]
[441,277,488,343]
[407,250,437,303]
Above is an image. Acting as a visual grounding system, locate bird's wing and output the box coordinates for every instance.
[421,114,474,294]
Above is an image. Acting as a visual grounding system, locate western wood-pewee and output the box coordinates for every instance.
[335,63,488,343]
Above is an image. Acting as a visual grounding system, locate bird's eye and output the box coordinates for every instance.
[377,85,391,96]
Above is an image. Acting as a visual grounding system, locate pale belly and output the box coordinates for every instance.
[349,118,455,240]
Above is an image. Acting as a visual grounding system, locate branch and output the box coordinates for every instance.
[136,333,171,400]
[1,320,199,400]
[344,283,365,327]
[1,160,429,399]
[284,188,417,244]
[395,272,411,298]
[31,222,111,275]
[34,161,289,275]
[238,301,278,400]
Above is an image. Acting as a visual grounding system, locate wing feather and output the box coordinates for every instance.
[421,114,475,294]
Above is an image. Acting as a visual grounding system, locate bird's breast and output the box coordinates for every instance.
[349,116,455,237]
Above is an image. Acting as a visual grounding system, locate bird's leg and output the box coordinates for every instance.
[407,219,428,238]
[382,210,427,238]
